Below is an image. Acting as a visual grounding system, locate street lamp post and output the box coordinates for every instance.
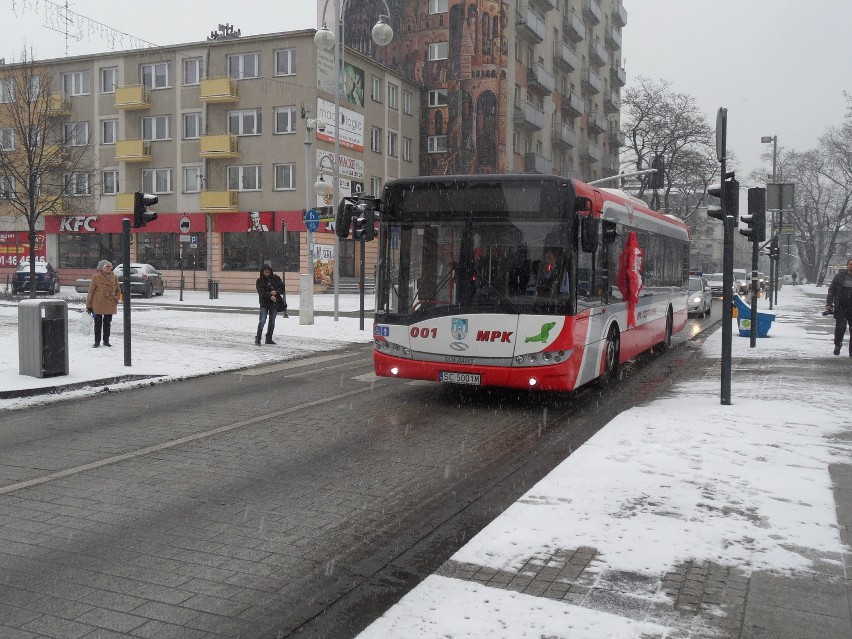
[315,0,392,321]
[761,135,778,308]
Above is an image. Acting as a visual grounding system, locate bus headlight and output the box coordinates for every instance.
[512,349,574,367]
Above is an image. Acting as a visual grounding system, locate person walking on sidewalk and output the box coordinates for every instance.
[86,260,121,348]
[255,264,286,345]
[826,257,852,356]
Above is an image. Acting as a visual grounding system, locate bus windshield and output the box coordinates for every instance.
[376,177,576,320]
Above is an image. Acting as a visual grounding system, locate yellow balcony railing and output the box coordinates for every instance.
[114,139,151,163]
[115,192,135,212]
[200,77,239,103]
[200,190,238,212]
[46,93,71,116]
[199,134,239,158]
[114,85,150,110]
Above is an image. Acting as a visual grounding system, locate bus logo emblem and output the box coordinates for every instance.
[450,318,468,341]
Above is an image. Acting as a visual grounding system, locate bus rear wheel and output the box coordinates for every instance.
[598,327,620,388]
[656,308,673,352]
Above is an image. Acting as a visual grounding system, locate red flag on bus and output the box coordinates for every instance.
[617,231,644,328]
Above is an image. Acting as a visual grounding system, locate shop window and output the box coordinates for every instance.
[58,233,123,269]
[222,231,299,272]
[135,232,208,271]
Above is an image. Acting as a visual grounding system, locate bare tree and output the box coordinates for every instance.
[620,76,717,216]
[0,50,95,297]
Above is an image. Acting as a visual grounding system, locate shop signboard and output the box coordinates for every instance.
[0,232,46,267]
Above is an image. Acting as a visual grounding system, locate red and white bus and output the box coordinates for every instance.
[370,174,689,391]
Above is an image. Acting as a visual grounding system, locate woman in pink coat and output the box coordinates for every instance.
[85,260,121,347]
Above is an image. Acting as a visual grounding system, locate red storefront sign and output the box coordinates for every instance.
[0,232,46,267]
[45,213,209,233]
[213,211,309,233]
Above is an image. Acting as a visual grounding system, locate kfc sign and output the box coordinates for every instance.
[59,216,99,232]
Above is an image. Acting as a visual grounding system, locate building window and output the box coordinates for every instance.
[183,58,201,85]
[64,122,89,146]
[101,119,117,145]
[227,165,261,191]
[102,170,119,195]
[228,109,262,136]
[427,135,447,153]
[100,67,117,93]
[183,166,203,193]
[387,83,398,109]
[403,137,412,162]
[27,126,41,150]
[428,42,449,60]
[274,106,297,134]
[274,48,297,76]
[0,78,13,103]
[429,0,448,13]
[27,77,41,101]
[141,62,170,89]
[274,163,296,190]
[387,131,398,157]
[221,231,296,272]
[62,71,90,96]
[0,128,14,150]
[428,89,448,106]
[370,127,382,153]
[183,112,201,140]
[142,168,173,194]
[370,177,381,195]
[64,172,91,196]
[227,53,261,79]
[59,233,125,269]
[403,90,412,115]
[0,175,14,199]
[141,115,171,141]
[371,76,382,102]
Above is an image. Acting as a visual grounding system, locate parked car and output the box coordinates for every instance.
[74,263,165,298]
[687,275,712,317]
[113,263,165,298]
[12,261,61,295]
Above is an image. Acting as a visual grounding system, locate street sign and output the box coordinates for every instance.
[781,225,795,235]
[189,234,198,248]
[179,235,191,243]
[715,108,727,161]
[305,208,320,232]
[766,183,795,210]
[179,216,191,233]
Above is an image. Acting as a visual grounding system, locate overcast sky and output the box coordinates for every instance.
[3,0,850,180]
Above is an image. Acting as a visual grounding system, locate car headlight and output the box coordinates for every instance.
[691,296,702,303]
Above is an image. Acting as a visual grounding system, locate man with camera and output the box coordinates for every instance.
[826,257,852,356]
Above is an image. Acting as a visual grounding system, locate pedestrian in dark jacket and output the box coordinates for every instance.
[255,264,286,345]
[826,257,852,356]
[86,260,121,348]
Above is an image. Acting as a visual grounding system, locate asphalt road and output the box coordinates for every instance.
[0,308,720,639]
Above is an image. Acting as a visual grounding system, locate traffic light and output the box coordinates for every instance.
[706,171,738,221]
[707,183,724,221]
[133,192,158,228]
[352,210,367,241]
[769,236,780,260]
[740,187,766,243]
[649,153,665,190]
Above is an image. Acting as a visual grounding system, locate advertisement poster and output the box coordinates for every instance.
[315,97,364,152]
[0,232,45,267]
[310,242,335,285]
[316,52,364,108]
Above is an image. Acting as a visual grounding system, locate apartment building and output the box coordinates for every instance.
[350,0,626,181]
[0,29,420,292]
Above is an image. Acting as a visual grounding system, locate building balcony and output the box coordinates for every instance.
[560,90,584,119]
[583,0,602,25]
[581,140,601,163]
[581,67,603,95]
[200,190,238,212]
[612,0,627,27]
[589,38,608,68]
[535,0,556,11]
[114,85,150,110]
[604,89,621,114]
[46,94,71,116]
[516,6,546,43]
[553,41,579,73]
[525,152,553,175]
[115,192,135,212]
[552,122,578,149]
[527,64,555,95]
[513,99,545,130]
[587,111,608,134]
[611,64,627,88]
[610,128,625,147]
[606,24,622,50]
[200,77,239,103]
[199,134,239,159]
[563,11,585,42]
[114,139,151,163]
[603,154,620,173]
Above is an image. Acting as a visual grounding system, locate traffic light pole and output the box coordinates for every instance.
[122,218,132,367]
[749,236,759,348]
[720,203,733,406]
[359,235,366,331]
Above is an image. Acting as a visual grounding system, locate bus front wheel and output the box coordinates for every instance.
[598,327,620,388]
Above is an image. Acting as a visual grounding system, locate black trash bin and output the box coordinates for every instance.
[209,280,219,299]
[18,299,69,378]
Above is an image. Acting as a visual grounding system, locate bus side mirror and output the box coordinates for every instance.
[581,216,599,252]
[602,220,617,244]
[574,196,592,213]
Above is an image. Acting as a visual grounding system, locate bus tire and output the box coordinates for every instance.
[656,307,673,352]
[598,326,620,388]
